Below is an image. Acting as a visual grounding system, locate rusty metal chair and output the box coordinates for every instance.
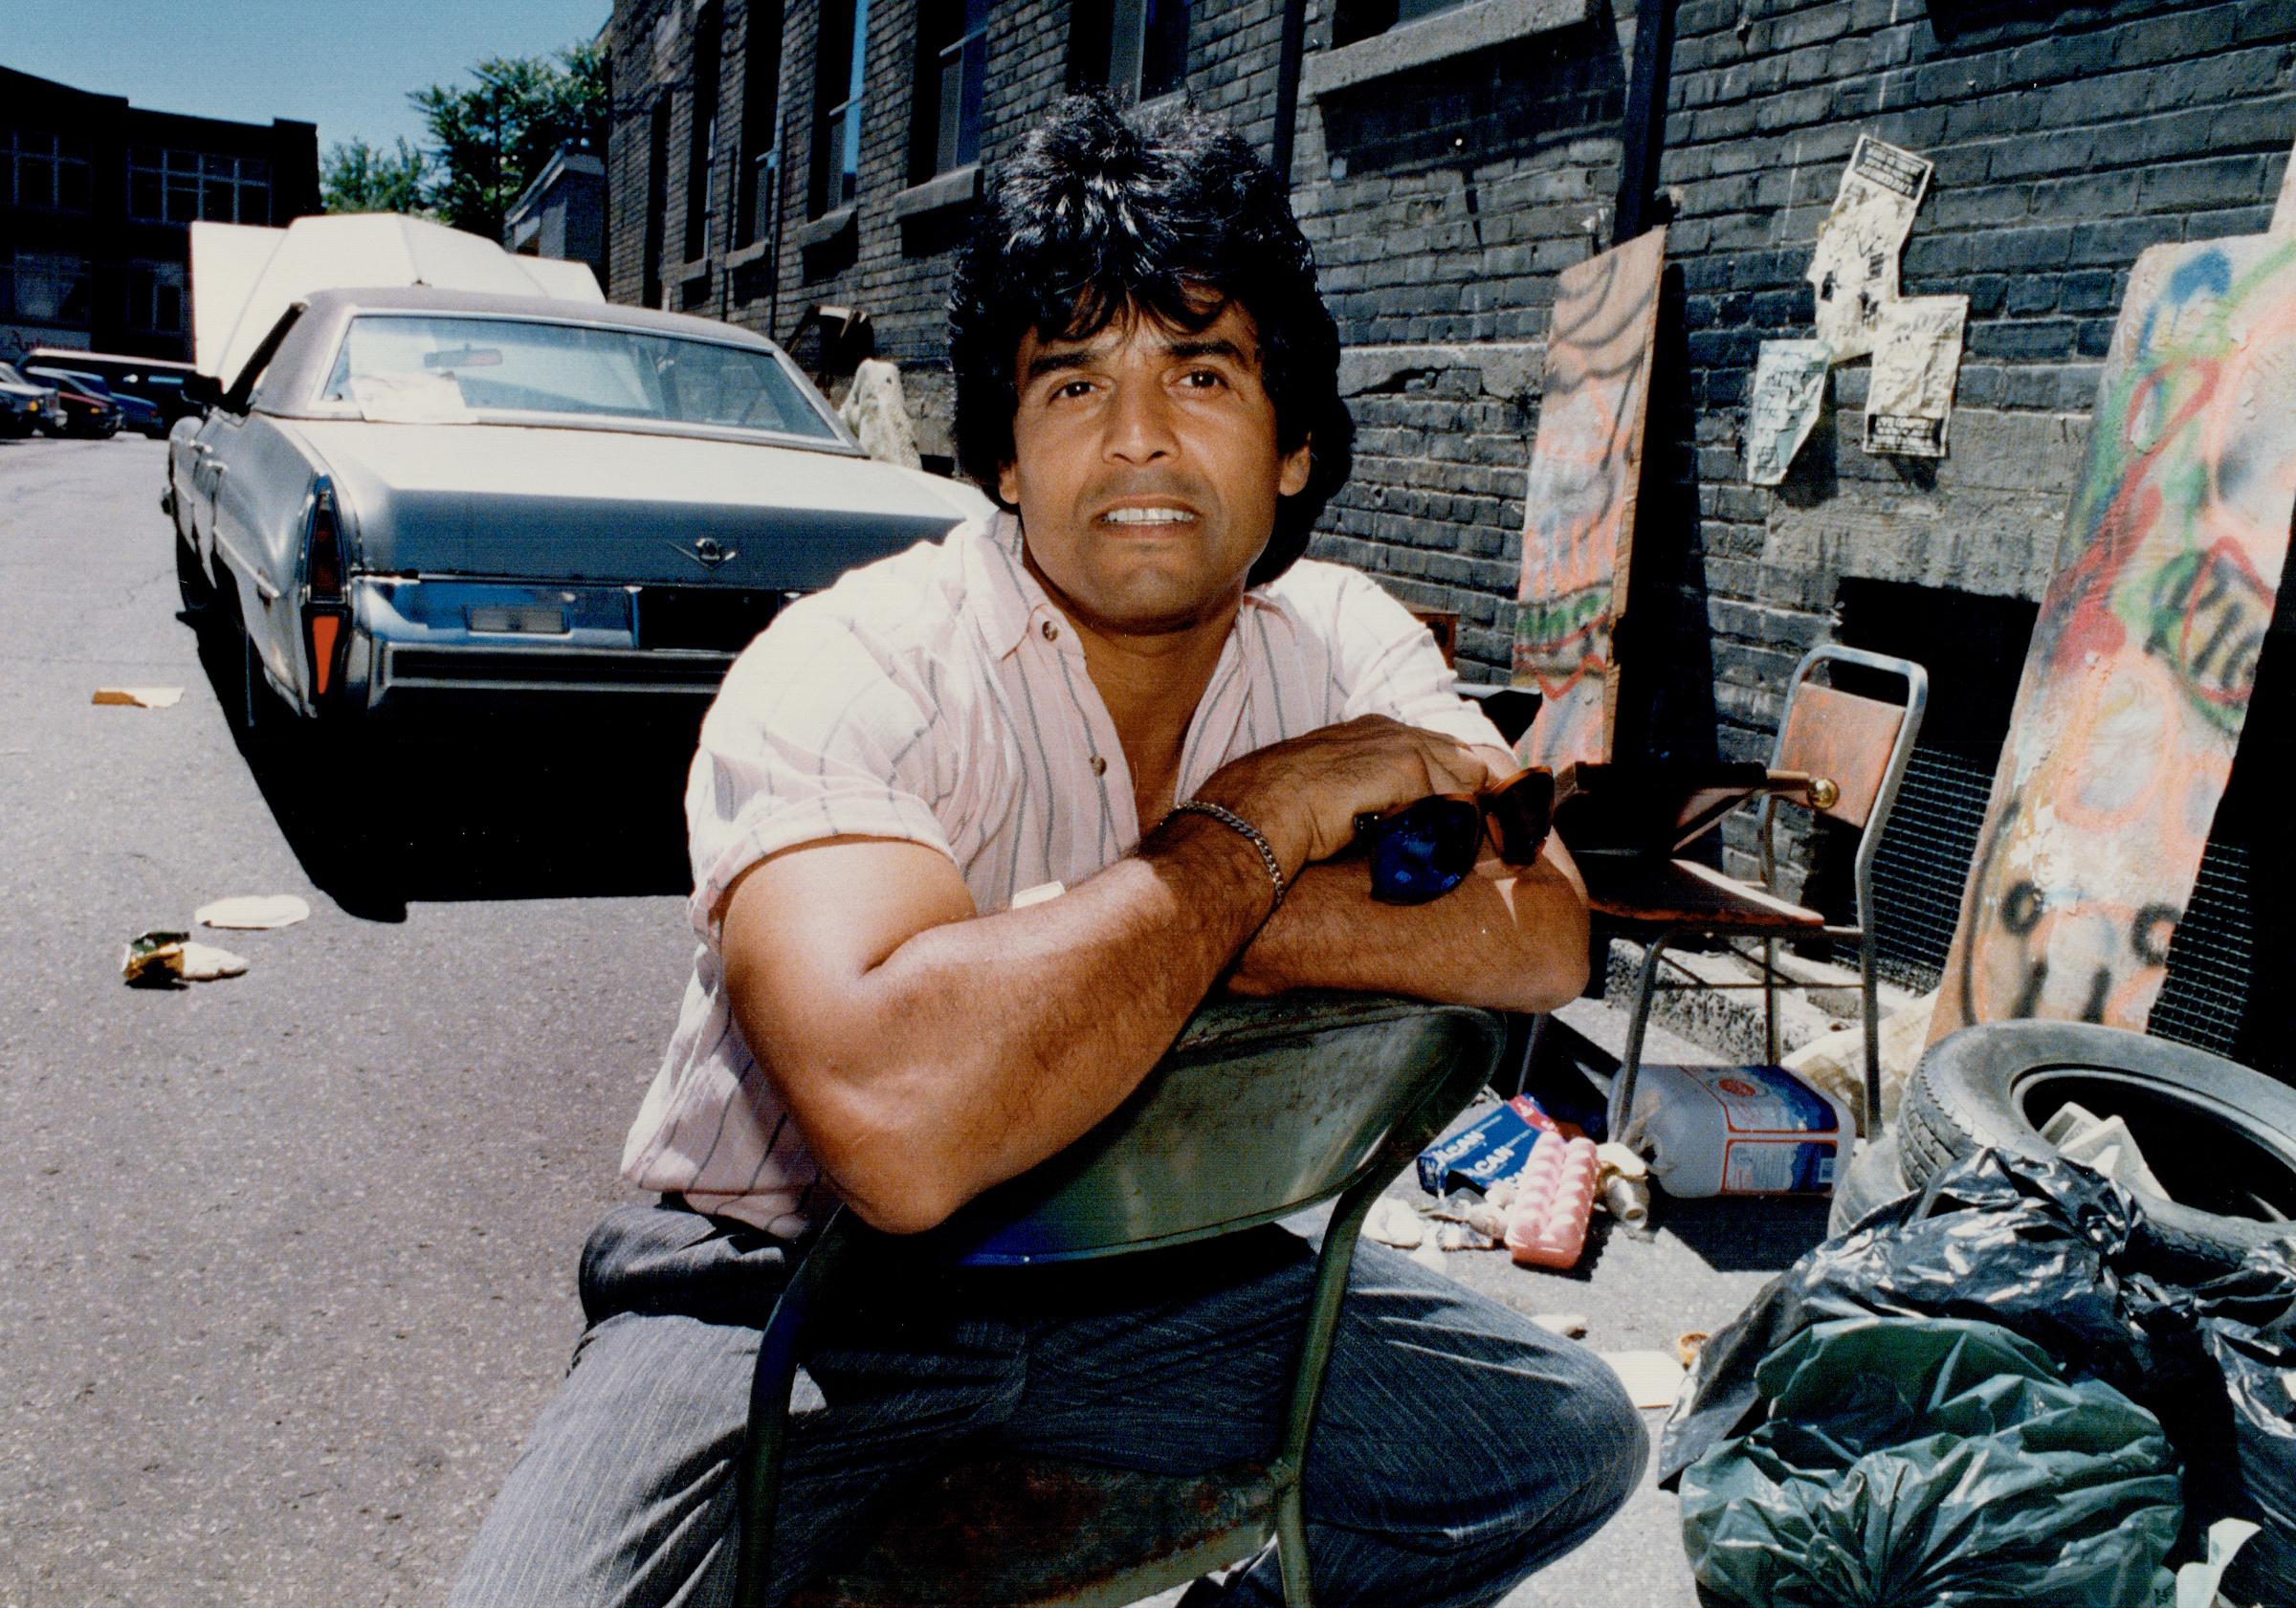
[1590,645,1927,1135]
[731,992,1509,1608]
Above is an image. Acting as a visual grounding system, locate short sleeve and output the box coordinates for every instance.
[684,602,957,947]
[1325,568,1509,752]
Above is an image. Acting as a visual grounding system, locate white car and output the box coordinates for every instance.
[166,219,986,733]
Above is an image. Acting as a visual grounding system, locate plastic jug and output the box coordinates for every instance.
[1623,1064,1851,1199]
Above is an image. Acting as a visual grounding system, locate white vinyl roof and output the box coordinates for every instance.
[190,213,605,385]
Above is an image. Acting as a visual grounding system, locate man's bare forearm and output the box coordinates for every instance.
[1225,846,1591,1011]
[725,813,1278,1233]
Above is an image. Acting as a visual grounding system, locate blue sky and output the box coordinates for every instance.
[3,0,611,157]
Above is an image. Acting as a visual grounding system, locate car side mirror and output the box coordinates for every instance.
[182,372,222,412]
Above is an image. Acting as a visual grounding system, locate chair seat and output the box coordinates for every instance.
[791,1454,1276,1608]
[1578,855,1826,932]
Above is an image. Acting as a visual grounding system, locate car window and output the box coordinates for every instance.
[317,315,840,442]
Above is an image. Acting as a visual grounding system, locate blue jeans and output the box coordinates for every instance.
[451,1200,1645,1607]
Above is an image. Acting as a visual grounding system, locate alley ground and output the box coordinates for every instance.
[0,433,1828,1605]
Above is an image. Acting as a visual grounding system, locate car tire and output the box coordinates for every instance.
[1899,1021,2296,1273]
[175,528,213,615]
[1827,1126,1912,1237]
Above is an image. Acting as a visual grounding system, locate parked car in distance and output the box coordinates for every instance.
[168,285,991,737]
[0,362,58,437]
[30,367,166,438]
[23,347,203,430]
[24,366,121,437]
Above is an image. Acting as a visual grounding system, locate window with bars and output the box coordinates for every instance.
[685,0,724,262]
[809,0,871,218]
[911,0,989,184]
[735,0,784,249]
[1070,0,1188,107]
[128,147,271,225]
[3,127,93,212]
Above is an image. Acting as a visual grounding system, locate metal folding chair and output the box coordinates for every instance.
[731,991,1509,1608]
[1594,645,1927,1135]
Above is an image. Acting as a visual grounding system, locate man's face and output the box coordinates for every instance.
[999,299,1313,637]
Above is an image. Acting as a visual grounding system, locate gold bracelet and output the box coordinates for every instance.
[1165,799,1287,914]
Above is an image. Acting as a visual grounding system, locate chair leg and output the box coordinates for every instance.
[1760,937,1779,1065]
[1514,1012,1553,1101]
[1611,930,1679,1140]
[1274,1483,1314,1608]
[1861,933,1882,1135]
[733,1211,855,1608]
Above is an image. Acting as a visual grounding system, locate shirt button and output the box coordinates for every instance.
[1090,755,1107,776]
[1041,619,1059,641]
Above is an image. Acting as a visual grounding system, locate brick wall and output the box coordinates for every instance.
[1293,0,1644,674]
[1647,0,2296,890]
[605,0,2296,829]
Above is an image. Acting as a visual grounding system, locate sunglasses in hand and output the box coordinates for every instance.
[1352,767,1556,905]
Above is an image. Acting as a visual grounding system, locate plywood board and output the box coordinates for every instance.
[1932,232,2296,1041]
[1512,227,1667,768]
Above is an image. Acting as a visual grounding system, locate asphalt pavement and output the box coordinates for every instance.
[0,432,1825,1606]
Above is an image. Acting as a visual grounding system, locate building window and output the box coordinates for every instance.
[127,148,272,225]
[1333,0,1465,48]
[1071,0,1189,105]
[1,252,92,327]
[129,261,188,334]
[809,0,871,217]
[644,99,672,308]
[735,0,784,249]
[3,128,93,212]
[684,0,725,262]
[912,0,988,183]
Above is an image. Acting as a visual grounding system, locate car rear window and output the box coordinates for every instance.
[318,315,840,442]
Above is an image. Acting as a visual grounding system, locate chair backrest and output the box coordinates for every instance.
[1769,645,1929,832]
[931,993,1507,1267]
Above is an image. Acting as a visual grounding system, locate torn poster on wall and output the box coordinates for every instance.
[1807,136,1933,362]
[1864,295,1969,458]
[1512,227,1668,769]
[1745,340,1830,487]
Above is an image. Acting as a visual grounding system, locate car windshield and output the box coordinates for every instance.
[35,368,112,398]
[0,363,33,387]
[318,315,841,442]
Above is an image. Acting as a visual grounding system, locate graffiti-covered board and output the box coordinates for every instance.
[1512,227,1667,768]
[1932,231,2296,1040]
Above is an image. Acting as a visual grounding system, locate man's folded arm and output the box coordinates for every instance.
[715,817,1278,1237]
[1226,836,1590,1011]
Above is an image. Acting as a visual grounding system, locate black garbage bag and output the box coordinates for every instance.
[2183,1244,2296,1604]
[1678,1315,2181,1608]
[1659,1149,2296,1600]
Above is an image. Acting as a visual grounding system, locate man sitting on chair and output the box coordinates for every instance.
[452,95,1645,1608]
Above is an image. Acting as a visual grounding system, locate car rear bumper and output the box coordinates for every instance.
[344,576,787,715]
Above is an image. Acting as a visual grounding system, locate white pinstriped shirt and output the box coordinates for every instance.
[621,511,1503,1235]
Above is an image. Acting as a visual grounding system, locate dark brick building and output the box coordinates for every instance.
[0,65,320,362]
[605,0,2296,1052]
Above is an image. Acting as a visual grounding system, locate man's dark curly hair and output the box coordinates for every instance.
[949,95,1353,589]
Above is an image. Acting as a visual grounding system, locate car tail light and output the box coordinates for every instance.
[305,610,346,698]
[302,480,349,700]
[306,483,344,600]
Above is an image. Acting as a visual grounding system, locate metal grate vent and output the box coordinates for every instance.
[2151,838,2260,1066]
[1858,747,2274,1075]
[1863,746,1994,991]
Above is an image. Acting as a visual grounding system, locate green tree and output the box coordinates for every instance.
[320,137,430,215]
[408,42,607,239]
